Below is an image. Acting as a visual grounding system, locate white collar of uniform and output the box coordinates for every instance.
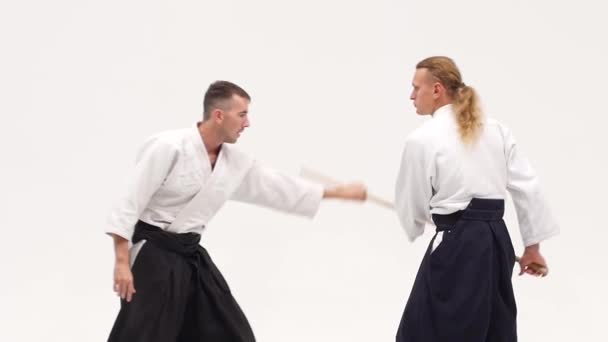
[189,125,207,155]
[188,124,236,170]
[431,104,454,119]
[188,124,229,155]
[189,124,227,164]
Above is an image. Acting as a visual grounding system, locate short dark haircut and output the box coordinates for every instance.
[203,81,251,121]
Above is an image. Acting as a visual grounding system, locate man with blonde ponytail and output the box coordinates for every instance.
[394,56,559,342]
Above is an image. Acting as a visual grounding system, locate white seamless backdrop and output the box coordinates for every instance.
[0,0,606,341]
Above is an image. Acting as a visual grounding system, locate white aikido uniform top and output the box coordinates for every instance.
[395,104,559,249]
[106,126,324,263]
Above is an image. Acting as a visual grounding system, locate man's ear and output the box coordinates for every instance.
[212,109,224,123]
[432,82,443,99]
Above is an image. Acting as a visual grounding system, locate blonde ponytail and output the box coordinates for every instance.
[453,84,482,144]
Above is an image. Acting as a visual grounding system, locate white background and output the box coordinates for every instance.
[1,0,606,341]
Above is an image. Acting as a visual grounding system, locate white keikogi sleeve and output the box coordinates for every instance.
[502,125,560,246]
[394,137,434,242]
[106,137,178,240]
[231,161,324,218]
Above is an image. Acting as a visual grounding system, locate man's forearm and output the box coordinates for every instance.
[323,184,366,201]
[112,234,130,265]
[322,187,341,199]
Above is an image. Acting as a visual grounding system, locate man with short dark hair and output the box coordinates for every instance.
[106,80,367,342]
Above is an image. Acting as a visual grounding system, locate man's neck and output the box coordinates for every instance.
[198,121,222,156]
[431,98,453,115]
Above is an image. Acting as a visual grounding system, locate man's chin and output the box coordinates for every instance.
[225,136,239,144]
[415,108,431,116]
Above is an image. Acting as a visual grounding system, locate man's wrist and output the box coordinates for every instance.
[524,243,540,252]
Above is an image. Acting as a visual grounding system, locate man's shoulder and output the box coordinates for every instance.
[221,143,255,168]
[136,128,192,157]
[147,128,191,145]
[406,118,442,145]
[482,116,513,141]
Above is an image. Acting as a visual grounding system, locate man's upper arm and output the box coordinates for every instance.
[105,137,179,240]
[394,137,433,241]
